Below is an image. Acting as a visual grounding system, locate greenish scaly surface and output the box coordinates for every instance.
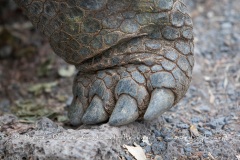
[14,0,194,125]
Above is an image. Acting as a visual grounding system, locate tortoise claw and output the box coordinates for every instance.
[68,98,84,126]
[144,89,175,121]
[109,94,139,126]
[82,95,108,125]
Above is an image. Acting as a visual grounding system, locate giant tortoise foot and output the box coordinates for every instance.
[14,0,194,126]
[69,46,194,126]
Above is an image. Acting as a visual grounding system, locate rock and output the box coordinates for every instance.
[207,122,217,129]
[184,146,192,153]
[154,130,162,137]
[158,127,174,142]
[225,114,237,124]
[160,127,171,137]
[191,117,200,124]
[203,130,213,137]
[196,105,211,112]
[0,115,155,160]
[0,114,18,125]
[203,152,208,158]
[125,155,133,160]
[35,117,64,133]
[164,116,174,123]
[144,145,152,153]
[151,142,167,155]
[139,142,147,147]
[163,135,173,142]
[177,123,189,129]
[206,117,226,129]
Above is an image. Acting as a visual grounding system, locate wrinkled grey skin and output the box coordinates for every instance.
[14,0,194,126]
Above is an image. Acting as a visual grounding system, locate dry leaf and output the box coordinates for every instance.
[208,88,215,104]
[123,144,146,160]
[28,81,58,95]
[58,65,76,77]
[224,77,228,89]
[236,155,240,160]
[13,100,55,123]
[208,152,216,160]
[204,76,211,81]
[190,125,200,137]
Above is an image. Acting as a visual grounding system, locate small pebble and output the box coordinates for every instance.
[197,127,205,133]
[144,145,151,153]
[184,146,192,153]
[163,135,173,142]
[177,123,189,129]
[197,105,210,112]
[224,115,235,124]
[207,117,226,129]
[140,142,146,147]
[119,151,125,157]
[191,117,200,123]
[203,130,212,137]
[0,133,5,141]
[207,121,217,129]
[125,155,132,160]
[203,152,209,158]
[151,142,166,155]
[160,127,174,142]
[160,127,171,137]
[221,22,232,29]
[164,116,174,123]
[154,130,162,137]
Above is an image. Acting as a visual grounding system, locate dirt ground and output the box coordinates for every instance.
[0,0,239,159]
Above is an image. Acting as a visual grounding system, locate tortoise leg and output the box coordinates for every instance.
[69,54,193,126]
[13,0,194,126]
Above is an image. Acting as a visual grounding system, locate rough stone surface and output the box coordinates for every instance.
[0,115,161,160]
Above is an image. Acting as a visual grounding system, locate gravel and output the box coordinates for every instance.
[144,145,152,153]
[151,142,167,155]
[177,123,189,129]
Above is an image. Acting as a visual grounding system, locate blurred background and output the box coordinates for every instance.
[0,0,76,124]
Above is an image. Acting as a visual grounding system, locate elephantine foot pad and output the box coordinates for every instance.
[14,0,194,126]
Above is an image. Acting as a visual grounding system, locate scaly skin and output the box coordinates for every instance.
[14,0,194,126]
